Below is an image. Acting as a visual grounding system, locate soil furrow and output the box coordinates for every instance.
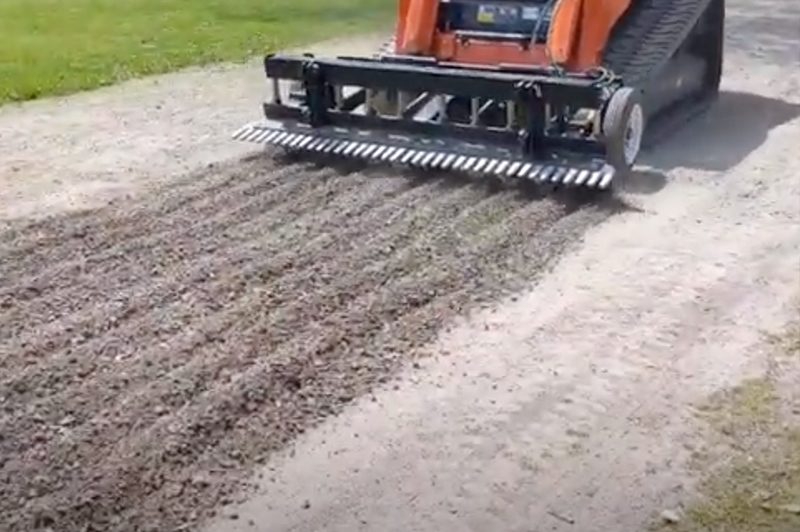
[0,167,386,351]
[0,153,609,532]
[0,179,476,448]
[0,171,425,409]
[0,176,467,437]
[40,200,603,532]
[0,159,341,320]
[0,154,280,268]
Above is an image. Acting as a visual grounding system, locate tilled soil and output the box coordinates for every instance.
[0,153,612,532]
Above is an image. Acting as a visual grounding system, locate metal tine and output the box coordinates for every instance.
[516,162,532,178]
[599,171,615,190]
[372,145,387,160]
[391,148,408,162]
[336,141,353,156]
[314,138,333,152]
[254,129,276,143]
[421,152,437,167]
[550,167,568,183]
[441,153,458,170]
[238,128,257,141]
[305,137,322,151]
[462,157,478,172]
[324,140,341,153]
[411,151,428,166]
[574,169,591,186]
[303,137,322,150]
[528,165,545,181]
[431,152,447,169]
[297,136,315,149]
[506,161,521,177]
[421,151,437,168]
[346,142,363,156]
[587,171,603,188]
[401,150,416,164]
[310,137,328,151]
[351,143,367,157]
[335,141,353,155]
[452,155,468,170]
[284,133,304,147]
[284,134,301,149]
[332,140,349,155]
[270,131,290,145]
[361,144,378,158]
[287,134,306,149]
[264,130,283,144]
[232,126,250,140]
[269,131,289,145]
[279,133,299,147]
[494,160,509,176]
[562,168,579,186]
[381,146,397,161]
[483,159,498,175]
[252,129,274,143]
[353,143,370,157]
[314,138,329,151]
[473,158,489,173]
[242,128,262,142]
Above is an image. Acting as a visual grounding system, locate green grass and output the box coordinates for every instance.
[0,0,393,104]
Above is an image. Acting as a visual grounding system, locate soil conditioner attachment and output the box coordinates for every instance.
[234,0,725,192]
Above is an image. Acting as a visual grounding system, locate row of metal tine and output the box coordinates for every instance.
[233,125,615,189]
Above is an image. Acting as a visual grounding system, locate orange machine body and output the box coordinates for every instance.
[395,0,632,71]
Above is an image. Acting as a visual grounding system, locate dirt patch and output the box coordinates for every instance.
[0,152,613,532]
[651,308,800,532]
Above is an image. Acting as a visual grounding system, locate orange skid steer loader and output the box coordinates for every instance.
[234,0,724,191]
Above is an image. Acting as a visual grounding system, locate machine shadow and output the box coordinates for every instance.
[640,90,800,173]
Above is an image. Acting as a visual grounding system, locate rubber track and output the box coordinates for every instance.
[603,0,716,86]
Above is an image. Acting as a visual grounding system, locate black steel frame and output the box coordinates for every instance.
[262,53,624,158]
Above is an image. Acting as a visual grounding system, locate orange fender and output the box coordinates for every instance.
[397,0,440,55]
[548,0,632,70]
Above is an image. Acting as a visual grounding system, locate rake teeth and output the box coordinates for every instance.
[232,124,616,191]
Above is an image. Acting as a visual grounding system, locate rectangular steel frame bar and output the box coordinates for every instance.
[262,53,621,158]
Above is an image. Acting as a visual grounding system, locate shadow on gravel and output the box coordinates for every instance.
[643,91,800,173]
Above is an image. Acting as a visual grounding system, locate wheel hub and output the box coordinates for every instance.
[624,103,644,166]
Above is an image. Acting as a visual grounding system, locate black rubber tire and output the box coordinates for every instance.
[701,0,725,95]
[603,87,645,180]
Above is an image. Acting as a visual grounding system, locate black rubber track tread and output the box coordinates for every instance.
[603,0,716,86]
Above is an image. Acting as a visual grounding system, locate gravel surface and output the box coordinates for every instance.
[1,2,798,531]
[0,152,613,531]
